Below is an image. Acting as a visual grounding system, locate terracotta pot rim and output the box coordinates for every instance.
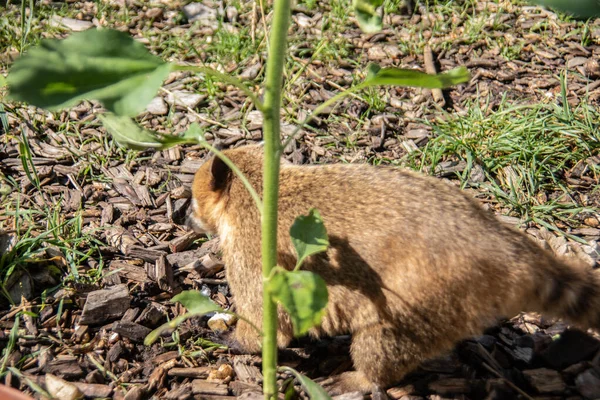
[0,384,35,400]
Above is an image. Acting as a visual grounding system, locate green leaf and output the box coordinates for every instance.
[144,290,222,346]
[267,270,328,336]
[290,209,329,269]
[363,65,470,89]
[528,0,600,17]
[7,28,172,116]
[99,114,198,150]
[171,290,223,315]
[366,63,381,80]
[0,75,6,88]
[280,366,333,400]
[353,0,384,33]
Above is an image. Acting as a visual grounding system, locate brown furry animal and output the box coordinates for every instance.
[189,145,600,394]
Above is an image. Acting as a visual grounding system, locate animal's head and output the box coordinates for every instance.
[188,145,264,235]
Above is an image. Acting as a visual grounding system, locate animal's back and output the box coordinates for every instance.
[277,163,571,339]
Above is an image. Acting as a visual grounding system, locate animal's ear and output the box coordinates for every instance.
[210,156,232,191]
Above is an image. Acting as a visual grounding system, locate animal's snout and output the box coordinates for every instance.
[186,213,207,234]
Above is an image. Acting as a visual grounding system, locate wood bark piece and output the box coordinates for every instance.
[198,254,224,277]
[45,357,85,380]
[136,302,167,327]
[121,307,140,322]
[229,381,262,396]
[107,341,125,363]
[575,369,600,399]
[163,383,193,399]
[428,378,471,394]
[151,351,179,366]
[523,368,566,394]
[127,246,168,263]
[147,255,175,292]
[148,359,178,391]
[424,45,445,106]
[105,226,140,254]
[72,382,113,398]
[232,356,262,384]
[191,380,229,395]
[133,183,154,207]
[113,321,152,343]
[171,185,192,199]
[80,284,130,325]
[169,231,203,253]
[112,178,142,206]
[109,260,148,283]
[102,269,122,286]
[168,367,211,379]
[166,243,216,269]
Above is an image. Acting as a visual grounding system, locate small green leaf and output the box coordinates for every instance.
[363,65,470,89]
[290,209,329,269]
[528,0,600,17]
[280,367,333,400]
[144,290,222,345]
[7,28,172,116]
[100,114,164,150]
[171,290,223,315]
[267,270,328,336]
[0,75,6,88]
[353,0,384,33]
[100,114,198,150]
[144,314,188,346]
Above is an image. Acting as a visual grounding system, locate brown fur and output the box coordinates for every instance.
[190,145,600,394]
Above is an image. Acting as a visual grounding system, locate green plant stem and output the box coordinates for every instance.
[173,64,263,111]
[261,0,291,397]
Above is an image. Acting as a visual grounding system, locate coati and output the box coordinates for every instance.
[189,144,600,394]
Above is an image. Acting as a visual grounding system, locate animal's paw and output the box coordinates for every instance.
[319,371,374,396]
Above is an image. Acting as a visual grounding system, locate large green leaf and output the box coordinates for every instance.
[528,0,600,17]
[290,209,329,269]
[267,270,328,337]
[364,64,470,89]
[100,114,200,150]
[7,28,172,116]
[144,290,223,346]
[280,367,332,400]
[353,0,384,33]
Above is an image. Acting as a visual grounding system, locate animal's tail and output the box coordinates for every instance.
[533,255,600,330]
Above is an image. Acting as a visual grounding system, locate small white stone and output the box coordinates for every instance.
[207,313,237,333]
[182,3,218,27]
[146,97,168,115]
[49,16,93,32]
[166,91,205,109]
[46,374,84,400]
[246,110,263,130]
